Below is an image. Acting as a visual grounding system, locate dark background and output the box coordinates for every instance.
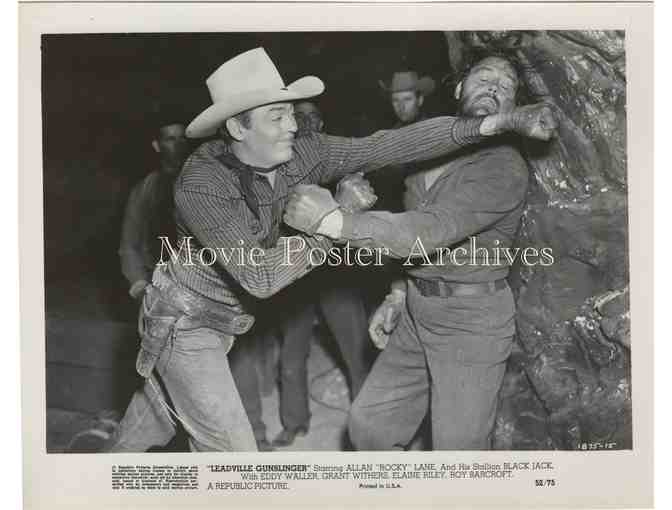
[42,30,633,451]
[41,30,458,426]
[41,32,455,300]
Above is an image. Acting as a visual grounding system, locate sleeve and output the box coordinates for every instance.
[338,150,528,259]
[119,184,153,287]
[175,187,333,299]
[390,278,408,294]
[314,116,484,183]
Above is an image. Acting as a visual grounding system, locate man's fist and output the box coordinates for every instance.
[502,103,558,141]
[335,173,377,213]
[284,184,340,235]
[368,290,405,350]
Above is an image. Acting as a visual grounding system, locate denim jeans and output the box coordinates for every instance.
[105,285,257,452]
[348,280,515,451]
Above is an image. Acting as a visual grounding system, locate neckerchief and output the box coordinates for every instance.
[216,152,276,221]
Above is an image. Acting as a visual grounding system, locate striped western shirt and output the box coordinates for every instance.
[168,115,484,309]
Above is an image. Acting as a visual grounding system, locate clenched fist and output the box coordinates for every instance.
[368,290,406,350]
[499,103,558,141]
[283,184,340,235]
[335,173,377,213]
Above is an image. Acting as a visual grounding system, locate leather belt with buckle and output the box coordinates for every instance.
[152,266,255,335]
[412,278,507,298]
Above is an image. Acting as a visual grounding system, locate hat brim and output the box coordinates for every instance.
[186,76,325,138]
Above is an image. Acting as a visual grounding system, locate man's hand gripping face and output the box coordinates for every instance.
[482,102,559,141]
[505,103,558,141]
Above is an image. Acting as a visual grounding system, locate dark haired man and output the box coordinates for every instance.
[119,119,189,301]
[67,117,190,453]
[286,56,555,450]
[107,48,555,453]
[293,100,325,137]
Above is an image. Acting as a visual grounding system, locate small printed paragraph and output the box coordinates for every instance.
[112,464,199,490]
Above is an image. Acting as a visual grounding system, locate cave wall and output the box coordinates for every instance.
[445,31,630,449]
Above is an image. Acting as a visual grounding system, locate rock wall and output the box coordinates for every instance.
[445,31,630,449]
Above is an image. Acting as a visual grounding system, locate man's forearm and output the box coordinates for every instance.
[216,235,334,299]
[320,116,486,183]
[315,208,460,260]
[319,102,557,184]
[119,249,152,290]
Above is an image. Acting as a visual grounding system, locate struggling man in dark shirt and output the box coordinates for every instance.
[285,56,555,450]
[107,48,555,452]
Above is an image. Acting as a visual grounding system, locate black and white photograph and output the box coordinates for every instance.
[42,29,632,454]
[18,1,655,508]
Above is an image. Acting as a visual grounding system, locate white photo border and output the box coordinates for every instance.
[19,2,653,509]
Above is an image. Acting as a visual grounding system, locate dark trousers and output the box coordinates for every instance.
[229,269,372,437]
[229,331,267,443]
[278,269,371,430]
[349,281,515,450]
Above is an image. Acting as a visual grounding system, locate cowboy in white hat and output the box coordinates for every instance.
[105,47,556,453]
[380,70,436,126]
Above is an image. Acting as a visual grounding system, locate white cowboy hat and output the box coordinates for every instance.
[379,71,436,96]
[186,47,325,138]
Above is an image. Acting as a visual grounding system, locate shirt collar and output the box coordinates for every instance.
[215,151,266,220]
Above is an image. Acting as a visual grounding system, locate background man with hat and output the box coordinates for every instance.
[372,70,437,215]
[106,47,556,452]
[380,70,435,127]
[284,54,557,451]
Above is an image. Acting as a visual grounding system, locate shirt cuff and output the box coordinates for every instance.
[451,117,485,146]
[317,209,344,238]
[339,211,357,240]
